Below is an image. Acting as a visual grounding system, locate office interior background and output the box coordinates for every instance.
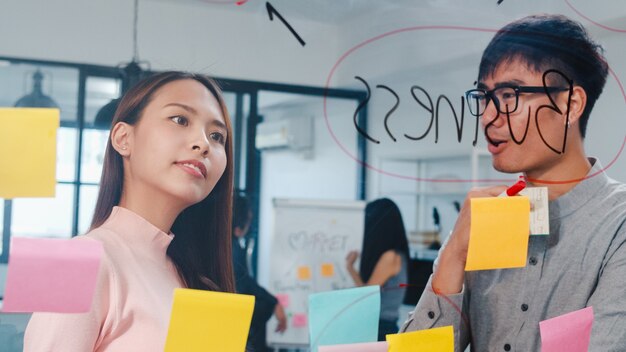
[0,0,625,350]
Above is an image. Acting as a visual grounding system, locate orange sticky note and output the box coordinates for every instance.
[465,196,530,271]
[386,325,454,351]
[164,288,255,352]
[0,108,59,198]
[321,263,334,277]
[298,266,311,280]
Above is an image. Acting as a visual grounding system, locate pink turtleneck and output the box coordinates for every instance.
[24,206,185,351]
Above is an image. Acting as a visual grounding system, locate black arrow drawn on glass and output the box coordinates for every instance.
[266,2,306,47]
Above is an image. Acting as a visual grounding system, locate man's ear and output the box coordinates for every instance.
[110,122,133,157]
[564,85,587,126]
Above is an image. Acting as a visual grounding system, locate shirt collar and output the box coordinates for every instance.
[100,206,175,253]
[549,157,608,219]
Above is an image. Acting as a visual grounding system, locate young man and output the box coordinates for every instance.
[401,14,626,351]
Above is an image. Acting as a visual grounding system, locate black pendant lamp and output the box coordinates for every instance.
[14,69,60,108]
[94,0,149,129]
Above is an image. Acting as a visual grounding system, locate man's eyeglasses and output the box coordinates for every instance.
[465,86,570,116]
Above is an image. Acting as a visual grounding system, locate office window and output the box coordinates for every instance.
[0,59,120,262]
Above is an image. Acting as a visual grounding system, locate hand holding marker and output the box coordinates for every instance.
[501,176,526,197]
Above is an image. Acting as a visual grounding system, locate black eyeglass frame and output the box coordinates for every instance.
[465,86,571,116]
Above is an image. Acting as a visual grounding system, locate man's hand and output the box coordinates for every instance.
[432,186,507,295]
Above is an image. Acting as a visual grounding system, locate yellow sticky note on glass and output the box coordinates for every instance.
[321,263,334,277]
[164,288,255,352]
[465,196,530,271]
[298,266,312,280]
[386,325,454,352]
[0,108,59,198]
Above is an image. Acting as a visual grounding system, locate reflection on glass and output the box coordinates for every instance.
[78,185,99,235]
[0,63,79,123]
[85,77,121,128]
[81,129,110,183]
[11,184,74,238]
[57,127,77,182]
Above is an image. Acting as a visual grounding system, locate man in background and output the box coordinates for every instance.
[233,191,287,352]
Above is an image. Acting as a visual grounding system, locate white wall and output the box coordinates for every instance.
[0,0,340,86]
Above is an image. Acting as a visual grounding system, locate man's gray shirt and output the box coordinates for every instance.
[401,158,626,351]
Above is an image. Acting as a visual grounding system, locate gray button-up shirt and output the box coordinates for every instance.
[401,159,626,351]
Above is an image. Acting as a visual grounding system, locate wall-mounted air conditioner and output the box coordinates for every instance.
[255,115,313,151]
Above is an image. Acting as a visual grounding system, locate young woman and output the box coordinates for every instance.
[346,198,410,341]
[24,71,235,351]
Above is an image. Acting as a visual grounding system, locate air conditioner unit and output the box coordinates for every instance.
[255,116,313,151]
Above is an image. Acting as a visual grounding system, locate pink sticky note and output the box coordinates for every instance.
[292,313,308,328]
[319,341,388,352]
[540,306,594,352]
[3,237,103,313]
[276,293,290,308]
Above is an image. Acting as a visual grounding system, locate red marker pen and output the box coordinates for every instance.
[505,175,526,196]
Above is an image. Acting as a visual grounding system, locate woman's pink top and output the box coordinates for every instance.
[24,206,185,351]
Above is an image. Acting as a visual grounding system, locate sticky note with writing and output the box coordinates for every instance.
[519,187,550,235]
[540,306,593,352]
[0,108,59,198]
[465,196,530,271]
[309,286,380,352]
[164,288,254,352]
[319,341,388,352]
[2,237,103,313]
[321,263,335,277]
[386,325,454,352]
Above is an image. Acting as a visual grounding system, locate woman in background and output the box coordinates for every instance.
[346,198,410,341]
[24,71,235,351]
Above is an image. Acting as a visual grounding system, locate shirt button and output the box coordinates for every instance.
[529,257,538,265]
[521,303,529,311]
[504,343,511,351]
[428,311,435,319]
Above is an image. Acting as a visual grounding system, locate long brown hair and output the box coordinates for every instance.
[90,71,235,293]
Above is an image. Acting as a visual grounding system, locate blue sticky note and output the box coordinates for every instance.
[309,286,380,352]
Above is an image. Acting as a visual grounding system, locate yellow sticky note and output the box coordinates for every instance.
[387,325,454,351]
[465,196,531,271]
[321,263,334,277]
[164,288,255,352]
[298,266,311,280]
[0,108,59,198]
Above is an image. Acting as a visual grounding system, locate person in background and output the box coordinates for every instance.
[24,71,235,351]
[232,191,287,352]
[346,198,410,341]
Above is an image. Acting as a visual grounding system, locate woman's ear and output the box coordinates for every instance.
[111,122,133,157]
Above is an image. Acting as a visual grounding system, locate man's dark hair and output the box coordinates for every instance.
[478,14,608,138]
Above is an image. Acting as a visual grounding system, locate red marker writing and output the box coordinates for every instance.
[505,175,527,196]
